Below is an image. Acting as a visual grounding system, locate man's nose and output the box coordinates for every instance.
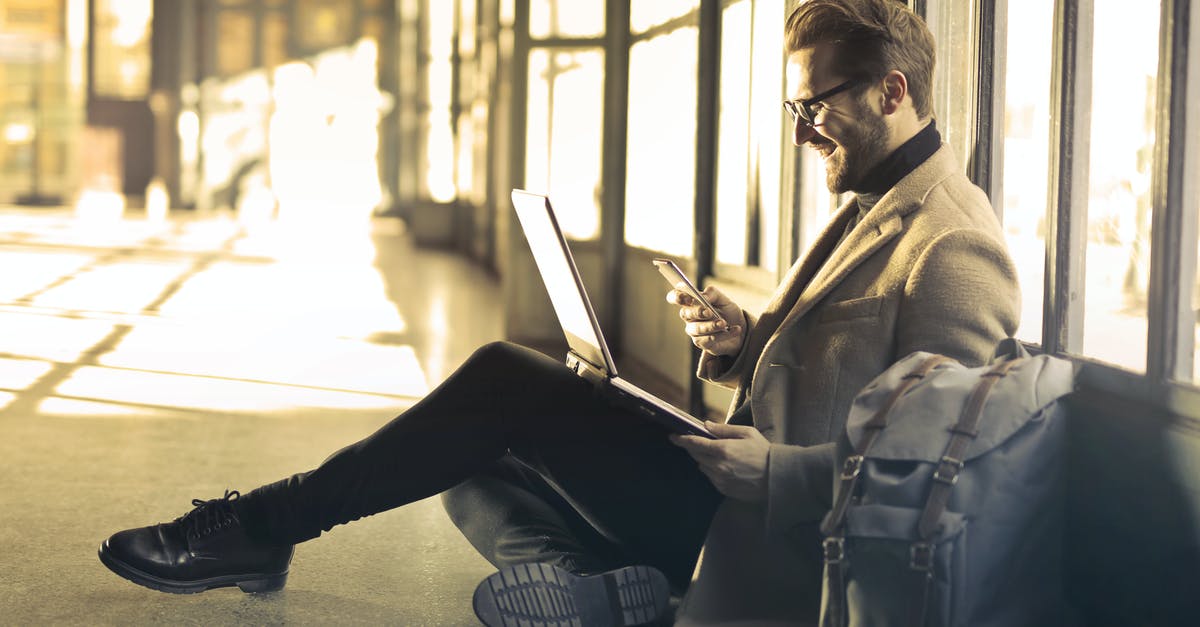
[792,118,817,146]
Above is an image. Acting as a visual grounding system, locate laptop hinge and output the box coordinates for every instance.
[565,351,606,386]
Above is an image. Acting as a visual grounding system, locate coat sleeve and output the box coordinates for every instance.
[695,310,759,388]
[764,442,837,540]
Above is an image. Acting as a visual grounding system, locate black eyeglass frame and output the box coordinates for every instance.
[782,78,863,126]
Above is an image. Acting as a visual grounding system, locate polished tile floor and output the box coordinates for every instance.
[0,208,501,624]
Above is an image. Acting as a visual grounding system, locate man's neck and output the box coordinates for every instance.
[851,119,940,196]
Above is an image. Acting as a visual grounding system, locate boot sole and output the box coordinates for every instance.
[473,563,669,627]
[98,542,288,594]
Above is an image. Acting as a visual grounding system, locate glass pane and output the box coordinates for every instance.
[530,0,604,39]
[424,0,456,202]
[925,0,978,170]
[1000,0,1054,344]
[93,0,153,99]
[797,152,839,255]
[0,0,86,204]
[1080,0,1160,371]
[715,1,753,267]
[752,0,785,273]
[624,27,699,255]
[524,49,605,240]
[631,0,699,35]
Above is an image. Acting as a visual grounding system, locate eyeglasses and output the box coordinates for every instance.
[783,78,861,127]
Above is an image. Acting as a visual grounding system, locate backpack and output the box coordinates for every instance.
[818,338,1075,627]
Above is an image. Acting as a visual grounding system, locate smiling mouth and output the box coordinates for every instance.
[814,143,836,159]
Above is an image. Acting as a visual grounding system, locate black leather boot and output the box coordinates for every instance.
[98,490,294,594]
[473,563,671,627]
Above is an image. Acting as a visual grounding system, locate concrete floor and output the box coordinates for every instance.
[0,209,502,625]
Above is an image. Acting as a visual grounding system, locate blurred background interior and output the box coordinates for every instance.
[0,0,1197,624]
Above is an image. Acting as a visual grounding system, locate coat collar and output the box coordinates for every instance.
[761,144,962,335]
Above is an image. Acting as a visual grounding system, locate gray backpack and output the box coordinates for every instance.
[818,339,1075,627]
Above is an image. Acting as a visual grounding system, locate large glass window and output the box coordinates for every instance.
[715,0,784,274]
[999,0,1054,344]
[1079,0,1161,372]
[714,1,753,267]
[524,48,604,240]
[631,0,699,35]
[93,0,152,99]
[925,0,978,170]
[624,26,699,255]
[530,0,604,39]
[0,0,87,204]
[424,0,456,202]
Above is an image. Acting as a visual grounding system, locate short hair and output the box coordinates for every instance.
[785,0,936,119]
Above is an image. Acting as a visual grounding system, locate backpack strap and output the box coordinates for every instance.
[817,354,950,627]
[906,357,1022,627]
[820,354,953,538]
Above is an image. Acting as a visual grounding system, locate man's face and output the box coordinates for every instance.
[786,45,890,194]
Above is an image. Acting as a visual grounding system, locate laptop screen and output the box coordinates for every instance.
[510,190,614,374]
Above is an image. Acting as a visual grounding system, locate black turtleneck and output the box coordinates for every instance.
[852,119,941,196]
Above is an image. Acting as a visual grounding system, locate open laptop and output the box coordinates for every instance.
[510,189,714,438]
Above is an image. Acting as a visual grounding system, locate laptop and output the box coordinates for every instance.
[510,189,714,438]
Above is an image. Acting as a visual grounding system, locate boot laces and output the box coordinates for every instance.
[177,489,241,540]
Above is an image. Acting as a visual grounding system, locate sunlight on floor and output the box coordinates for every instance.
[0,207,430,420]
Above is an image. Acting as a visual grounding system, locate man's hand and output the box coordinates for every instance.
[670,422,770,502]
[667,285,746,357]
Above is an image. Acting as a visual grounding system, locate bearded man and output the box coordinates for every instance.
[98,1,1018,625]
[667,0,1018,622]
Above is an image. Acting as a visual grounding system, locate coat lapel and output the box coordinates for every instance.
[768,143,962,337]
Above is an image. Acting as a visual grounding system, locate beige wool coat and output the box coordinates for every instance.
[676,144,1021,625]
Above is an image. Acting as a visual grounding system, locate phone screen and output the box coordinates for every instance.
[652,258,727,325]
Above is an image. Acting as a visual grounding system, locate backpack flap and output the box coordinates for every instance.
[844,352,1074,464]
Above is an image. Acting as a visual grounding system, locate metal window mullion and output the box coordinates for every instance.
[911,0,927,20]
[1042,0,1091,355]
[508,0,529,194]
[973,0,1006,215]
[601,0,630,359]
[1147,0,1197,382]
[689,0,721,416]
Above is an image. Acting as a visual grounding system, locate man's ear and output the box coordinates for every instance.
[880,70,908,115]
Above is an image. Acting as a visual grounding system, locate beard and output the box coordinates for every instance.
[819,108,890,194]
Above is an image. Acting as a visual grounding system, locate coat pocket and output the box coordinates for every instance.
[819,295,884,323]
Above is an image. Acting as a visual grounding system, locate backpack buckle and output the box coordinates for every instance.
[932,455,964,485]
[823,537,845,564]
[841,455,864,480]
[909,542,935,571]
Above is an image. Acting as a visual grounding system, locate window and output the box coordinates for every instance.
[424,0,456,202]
[530,0,604,39]
[624,25,699,255]
[999,0,1054,344]
[93,0,152,99]
[631,0,700,35]
[524,49,605,239]
[1079,0,1161,372]
[924,0,979,170]
[715,0,785,274]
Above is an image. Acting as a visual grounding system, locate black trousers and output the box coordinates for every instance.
[236,341,722,589]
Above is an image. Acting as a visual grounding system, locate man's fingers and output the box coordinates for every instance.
[666,289,697,306]
[703,421,753,438]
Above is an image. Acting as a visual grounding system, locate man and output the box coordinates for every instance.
[668,1,1018,622]
[98,1,1018,625]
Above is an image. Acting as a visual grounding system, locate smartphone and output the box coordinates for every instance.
[652,258,727,326]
